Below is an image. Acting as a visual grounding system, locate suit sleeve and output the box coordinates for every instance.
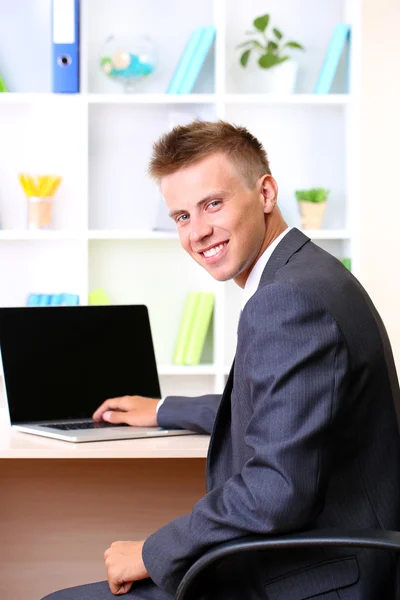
[142,282,350,595]
[157,394,222,434]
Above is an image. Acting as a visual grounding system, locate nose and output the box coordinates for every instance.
[189,214,213,244]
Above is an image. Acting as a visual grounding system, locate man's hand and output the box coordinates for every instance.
[104,540,149,595]
[92,396,159,427]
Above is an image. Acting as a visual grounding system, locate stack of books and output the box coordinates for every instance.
[166,25,216,94]
[173,291,215,365]
[27,293,79,306]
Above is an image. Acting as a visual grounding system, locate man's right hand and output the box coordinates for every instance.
[92,396,159,427]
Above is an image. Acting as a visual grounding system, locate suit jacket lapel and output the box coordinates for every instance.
[206,360,235,486]
[259,228,310,287]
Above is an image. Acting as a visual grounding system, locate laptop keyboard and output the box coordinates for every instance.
[42,421,129,430]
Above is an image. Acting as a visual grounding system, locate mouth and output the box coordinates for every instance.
[198,241,229,264]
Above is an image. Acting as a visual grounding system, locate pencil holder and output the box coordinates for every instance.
[27,196,54,230]
[18,174,62,230]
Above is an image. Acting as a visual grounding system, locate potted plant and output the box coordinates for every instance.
[236,14,304,93]
[295,188,329,229]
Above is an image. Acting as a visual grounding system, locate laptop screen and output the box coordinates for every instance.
[0,305,161,424]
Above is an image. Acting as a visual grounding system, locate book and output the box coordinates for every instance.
[314,23,351,94]
[0,73,8,93]
[166,25,216,94]
[173,292,201,365]
[184,292,214,365]
[176,26,216,94]
[340,257,352,271]
[166,27,205,94]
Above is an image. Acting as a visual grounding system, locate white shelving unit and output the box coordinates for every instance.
[0,0,361,398]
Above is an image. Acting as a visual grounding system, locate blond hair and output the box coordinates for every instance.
[148,120,271,188]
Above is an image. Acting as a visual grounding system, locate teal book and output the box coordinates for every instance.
[314,23,351,94]
[60,293,79,305]
[173,292,201,365]
[177,25,216,94]
[38,294,51,306]
[184,292,215,366]
[166,27,205,94]
[50,294,64,305]
[27,294,40,306]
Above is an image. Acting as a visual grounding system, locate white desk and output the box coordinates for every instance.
[0,412,209,600]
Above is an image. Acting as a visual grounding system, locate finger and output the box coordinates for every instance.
[117,581,133,594]
[103,410,132,425]
[108,576,133,596]
[93,397,131,421]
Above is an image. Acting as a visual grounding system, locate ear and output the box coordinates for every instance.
[259,175,278,214]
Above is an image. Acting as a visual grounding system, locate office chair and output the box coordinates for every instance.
[176,528,400,599]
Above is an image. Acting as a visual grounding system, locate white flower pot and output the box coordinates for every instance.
[239,60,298,94]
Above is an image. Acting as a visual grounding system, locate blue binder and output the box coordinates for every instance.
[52,0,80,93]
[314,23,351,94]
[177,26,216,94]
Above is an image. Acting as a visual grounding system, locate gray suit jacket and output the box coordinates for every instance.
[143,228,400,600]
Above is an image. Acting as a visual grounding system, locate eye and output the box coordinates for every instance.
[208,200,221,209]
[176,213,189,223]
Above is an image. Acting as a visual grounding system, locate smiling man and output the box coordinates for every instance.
[43,121,400,600]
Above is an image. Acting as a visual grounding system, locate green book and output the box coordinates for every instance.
[0,74,8,92]
[184,292,215,366]
[340,257,352,271]
[89,288,111,305]
[173,291,201,365]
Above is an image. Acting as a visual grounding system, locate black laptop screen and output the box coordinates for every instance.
[0,305,161,424]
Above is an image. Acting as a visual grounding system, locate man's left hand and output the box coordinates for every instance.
[104,540,149,595]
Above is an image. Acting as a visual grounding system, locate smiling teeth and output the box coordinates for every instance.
[203,243,226,258]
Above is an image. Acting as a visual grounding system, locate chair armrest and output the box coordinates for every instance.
[176,528,400,600]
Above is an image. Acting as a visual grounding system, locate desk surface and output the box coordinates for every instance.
[0,410,209,459]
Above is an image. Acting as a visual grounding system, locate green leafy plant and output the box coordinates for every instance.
[237,14,304,69]
[295,188,330,203]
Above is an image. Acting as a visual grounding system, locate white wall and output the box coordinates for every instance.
[359,0,400,373]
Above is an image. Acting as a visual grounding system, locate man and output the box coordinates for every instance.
[43,121,400,599]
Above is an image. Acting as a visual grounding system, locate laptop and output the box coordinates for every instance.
[0,304,194,443]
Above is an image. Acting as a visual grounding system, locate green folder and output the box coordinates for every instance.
[173,291,200,365]
[184,292,215,365]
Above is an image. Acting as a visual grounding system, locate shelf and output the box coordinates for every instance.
[224,94,351,105]
[301,229,351,239]
[158,364,218,376]
[0,93,351,107]
[88,94,217,105]
[88,230,178,240]
[0,93,216,105]
[0,229,350,242]
[0,230,85,241]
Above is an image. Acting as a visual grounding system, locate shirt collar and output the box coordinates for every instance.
[242,227,292,310]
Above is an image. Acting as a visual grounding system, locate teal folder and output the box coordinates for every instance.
[314,23,351,94]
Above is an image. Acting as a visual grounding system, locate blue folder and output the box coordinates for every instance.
[314,23,351,94]
[51,0,80,93]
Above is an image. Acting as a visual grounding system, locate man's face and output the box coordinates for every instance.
[161,153,275,287]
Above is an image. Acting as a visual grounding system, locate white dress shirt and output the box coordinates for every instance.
[156,227,292,415]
